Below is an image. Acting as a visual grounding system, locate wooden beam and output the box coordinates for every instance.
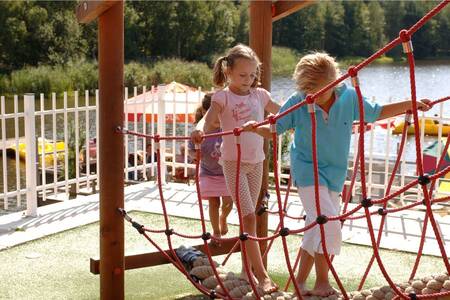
[90,240,240,274]
[250,1,272,267]
[76,1,117,24]
[272,1,315,22]
[98,2,124,299]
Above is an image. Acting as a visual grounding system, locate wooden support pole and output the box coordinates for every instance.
[98,2,124,299]
[249,1,272,266]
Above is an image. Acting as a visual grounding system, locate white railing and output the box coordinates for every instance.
[1,89,449,216]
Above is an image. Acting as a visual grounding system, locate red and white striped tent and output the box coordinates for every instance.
[125,81,205,123]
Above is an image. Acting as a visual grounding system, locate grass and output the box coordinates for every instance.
[338,55,395,69]
[0,212,445,299]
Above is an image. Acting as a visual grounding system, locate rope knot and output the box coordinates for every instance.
[316,215,328,225]
[268,115,276,124]
[418,174,430,186]
[348,66,358,78]
[305,95,314,105]
[399,29,410,42]
[233,127,241,136]
[201,232,211,241]
[378,208,387,216]
[164,228,174,236]
[280,227,290,237]
[239,233,249,241]
[361,198,373,208]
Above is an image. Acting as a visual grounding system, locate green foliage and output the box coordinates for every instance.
[0,0,450,87]
[271,47,299,77]
[148,59,212,89]
[7,62,97,95]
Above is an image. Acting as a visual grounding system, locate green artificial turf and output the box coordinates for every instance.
[0,212,445,299]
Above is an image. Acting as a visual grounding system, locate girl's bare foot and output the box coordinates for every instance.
[258,277,278,294]
[310,282,337,297]
[293,282,311,297]
[240,270,258,284]
[210,233,222,247]
[219,215,228,235]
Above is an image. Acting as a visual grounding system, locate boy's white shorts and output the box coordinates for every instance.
[297,185,342,257]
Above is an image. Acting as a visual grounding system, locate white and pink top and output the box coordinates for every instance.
[212,87,270,164]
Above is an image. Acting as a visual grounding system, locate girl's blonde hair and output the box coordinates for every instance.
[292,52,340,93]
[213,44,261,88]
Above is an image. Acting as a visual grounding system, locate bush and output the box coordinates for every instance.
[3,58,213,95]
[8,62,98,95]
[271,46,299,77]
[148,59,212,89]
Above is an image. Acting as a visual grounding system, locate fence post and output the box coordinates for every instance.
[157,84,166,184]
[24,93,37,216]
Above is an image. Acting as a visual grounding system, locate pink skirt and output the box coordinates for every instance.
[199,175,230,199]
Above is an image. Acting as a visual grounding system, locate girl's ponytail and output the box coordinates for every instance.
[213,56,228,88]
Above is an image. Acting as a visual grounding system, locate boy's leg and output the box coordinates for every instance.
[311,253,335,296]
[295,248,314,295]
[207,197,221,238]
[219,196,233,235]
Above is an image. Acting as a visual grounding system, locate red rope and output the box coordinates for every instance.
[116,2,450,298]
[358,113,411,290]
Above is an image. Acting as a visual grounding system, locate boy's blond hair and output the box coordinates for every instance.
[292,52,339,93]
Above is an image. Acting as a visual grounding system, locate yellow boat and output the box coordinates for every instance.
[13,138,65,166]
[392,118,450,136]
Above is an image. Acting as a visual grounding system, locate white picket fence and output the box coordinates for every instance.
[1,88,449,216]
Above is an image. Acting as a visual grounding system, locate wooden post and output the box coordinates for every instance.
[249,1,272,266]
[98,2,124,299]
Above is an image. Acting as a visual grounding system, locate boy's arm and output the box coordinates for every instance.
[377,99,432,120]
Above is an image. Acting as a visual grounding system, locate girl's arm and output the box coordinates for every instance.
[377,99,431,120]
[191,102,221,144]
[241,121,272,138]
[265,99,281,114]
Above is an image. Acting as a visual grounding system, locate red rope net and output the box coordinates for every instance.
[118,1,450,299]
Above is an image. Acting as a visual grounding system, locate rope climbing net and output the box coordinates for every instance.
[117,1,450,299]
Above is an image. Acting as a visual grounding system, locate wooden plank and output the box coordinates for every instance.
[90,239,240,274]
[76,1,117,24]
[272,1,315,22]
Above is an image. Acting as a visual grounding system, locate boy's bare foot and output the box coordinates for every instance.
[219,215,228,235]
[293,282,311,297]
[258,277,278,294]
[310,282,337,297]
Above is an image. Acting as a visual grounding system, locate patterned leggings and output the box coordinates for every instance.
[222,161,263,217]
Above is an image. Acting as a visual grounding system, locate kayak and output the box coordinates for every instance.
[392,118,450,136]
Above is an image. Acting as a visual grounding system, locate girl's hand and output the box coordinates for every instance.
[191,129,204,144]
[417,99,432,112]
[241,120,258,132]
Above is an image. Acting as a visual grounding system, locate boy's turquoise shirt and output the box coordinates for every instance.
[276,83,382,192]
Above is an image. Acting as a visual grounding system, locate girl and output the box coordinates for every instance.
[188,93,233,242]
[191,44,280,294]
[244,51,431,297]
